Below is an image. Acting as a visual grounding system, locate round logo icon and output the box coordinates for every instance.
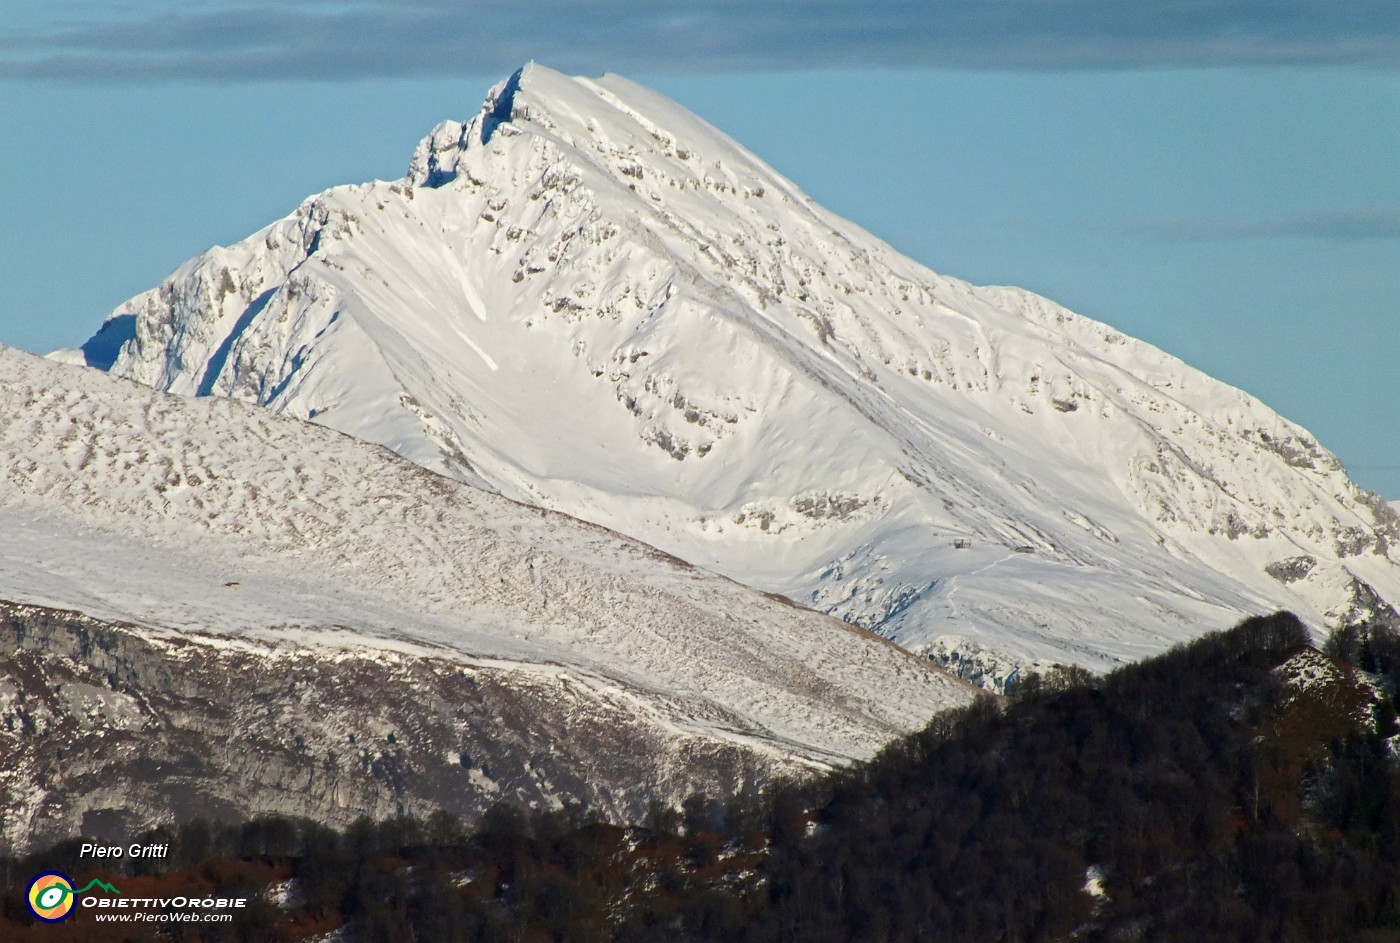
[27,871,76,923]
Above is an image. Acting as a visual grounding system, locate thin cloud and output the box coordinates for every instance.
[2,1,1398,83]
[1123,207,1400,243]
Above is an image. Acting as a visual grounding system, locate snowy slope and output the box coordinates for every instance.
[0,345,973,767]
[72,64,1400,685]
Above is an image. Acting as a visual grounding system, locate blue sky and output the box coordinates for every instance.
[1,3,1397,496]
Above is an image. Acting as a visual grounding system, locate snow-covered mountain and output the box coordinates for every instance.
[0,345,974,848]
[67,64,1400,686]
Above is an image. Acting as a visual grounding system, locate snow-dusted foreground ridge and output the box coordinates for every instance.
[70,64,1400,684]
[0,346,971,773]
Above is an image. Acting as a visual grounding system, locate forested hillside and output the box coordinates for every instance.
[6,612,1399,942]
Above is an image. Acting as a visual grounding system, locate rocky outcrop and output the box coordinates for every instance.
[0,600,795,854]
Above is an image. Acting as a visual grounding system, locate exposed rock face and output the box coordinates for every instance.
[1266,556,1318,585]
[1340,579,1400,634]
[0,601,795,854]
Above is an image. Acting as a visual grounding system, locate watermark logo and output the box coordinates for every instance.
[26,872,122,923]
[27,872,75,923]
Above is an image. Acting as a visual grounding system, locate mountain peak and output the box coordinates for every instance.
[406,63,789,210]
[408,63,595,187]
[480,65,527,144]
[73,68,1400,688]
[408,62,543,187]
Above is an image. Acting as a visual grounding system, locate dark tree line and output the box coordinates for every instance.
[668,612,1400,943]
